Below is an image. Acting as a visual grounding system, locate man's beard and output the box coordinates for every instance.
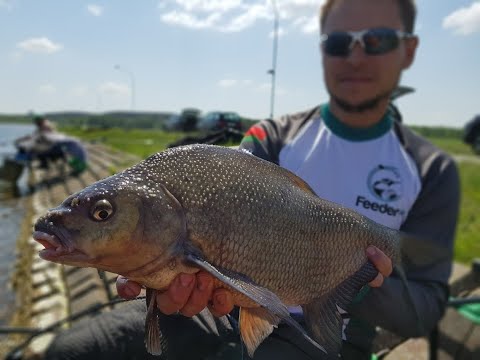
[330,89,392,113]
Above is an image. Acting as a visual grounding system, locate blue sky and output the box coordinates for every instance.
[0,0,479,127]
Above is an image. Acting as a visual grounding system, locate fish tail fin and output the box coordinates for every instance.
[303,261,378,358]
[399,231,450,268]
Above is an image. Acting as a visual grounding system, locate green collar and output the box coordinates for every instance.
[321,104,393,141]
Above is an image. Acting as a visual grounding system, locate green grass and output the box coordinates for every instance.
[63,127,479,265]
[455,162,480,264]
[63,127,192,158]
[425,137,473,156]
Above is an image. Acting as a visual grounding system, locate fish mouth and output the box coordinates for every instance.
[32,230,90,263]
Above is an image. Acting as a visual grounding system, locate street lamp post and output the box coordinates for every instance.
[114,64,136,111]
[268,0,279,119]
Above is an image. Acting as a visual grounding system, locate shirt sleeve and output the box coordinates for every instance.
[348,151,460,337]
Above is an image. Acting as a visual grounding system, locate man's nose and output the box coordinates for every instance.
[346,41,368,64]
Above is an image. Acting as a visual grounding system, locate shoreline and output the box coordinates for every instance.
[2,142,139,358]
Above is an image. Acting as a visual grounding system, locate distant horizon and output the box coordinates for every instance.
[1,1,479,127]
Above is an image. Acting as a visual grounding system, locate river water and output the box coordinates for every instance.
[0,123,34,327]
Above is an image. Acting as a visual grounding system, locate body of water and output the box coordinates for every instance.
[0,123,34,327]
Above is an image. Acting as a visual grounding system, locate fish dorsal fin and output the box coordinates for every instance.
[239,307,279,357]
[302,261,378,357]
[145,288,165,355]
[284,171,317,195]
[186,254,326,356]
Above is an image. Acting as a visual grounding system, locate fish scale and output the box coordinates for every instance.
[32,144,421,359]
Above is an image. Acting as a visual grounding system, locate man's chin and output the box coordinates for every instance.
[331,95,387,113]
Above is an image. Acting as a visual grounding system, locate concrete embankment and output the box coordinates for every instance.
[2,143,139,358]
[2,143,479,359]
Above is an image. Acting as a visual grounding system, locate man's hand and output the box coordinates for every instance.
[116,271,234,317]
[366,246,393,287]
[116,246,391,317]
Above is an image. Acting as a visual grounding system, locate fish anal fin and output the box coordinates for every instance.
[303,261,378,358]
[186,254,326,355]
[239,307,280,357]
[145,288,164,355]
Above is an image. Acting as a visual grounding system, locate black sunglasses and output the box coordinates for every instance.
[321,27,414,57]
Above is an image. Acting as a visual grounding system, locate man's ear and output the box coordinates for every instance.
[402,36,419,69]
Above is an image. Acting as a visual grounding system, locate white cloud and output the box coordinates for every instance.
[174,0,242,13]
[98,82,131,96]
[257,82,272,93]
[87,4,103,17]
[161,11,221,29]
[17,37,63,54]
[39,84,57,94]
[269,26,286,38]
[443,2,480,35]
[158,0,324,34]
[218,79,237,87]
[220,3,270,32]
[71,86,89,97]
[0,0,14,10]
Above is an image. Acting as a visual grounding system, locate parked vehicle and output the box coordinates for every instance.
[197,112,242,132]
[463,114,480,154]
[163,108,201,132]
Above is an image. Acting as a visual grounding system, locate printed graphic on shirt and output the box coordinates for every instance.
[355,164,406,218]
[368,164,403,202]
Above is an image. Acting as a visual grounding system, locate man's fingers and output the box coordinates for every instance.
[116,276,142,299]
[180,272,214,317]
[208,288,234,317]
[368,273,384,288]
[157,273,196,315]
[366,246,393,277]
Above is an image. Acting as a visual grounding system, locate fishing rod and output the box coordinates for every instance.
[3,296,145,360]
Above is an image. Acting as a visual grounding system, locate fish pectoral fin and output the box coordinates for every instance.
[186,254,326,355]
[186,254,289,316]
[145,288,165,355]
[239,307,279,357]
[303,261,378,357]
[186,254,294,318]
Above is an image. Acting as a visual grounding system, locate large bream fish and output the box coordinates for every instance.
[33,144,432,358]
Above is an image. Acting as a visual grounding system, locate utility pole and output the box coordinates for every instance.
[114,64,136,111]
[268,0,279,119]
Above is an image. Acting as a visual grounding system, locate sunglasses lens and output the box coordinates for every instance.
[364,28,399,55]
[324,32,353,56]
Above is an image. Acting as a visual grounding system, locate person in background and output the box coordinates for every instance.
[46,0,459,359]
[15,115,87,175]
[14,115,58,166]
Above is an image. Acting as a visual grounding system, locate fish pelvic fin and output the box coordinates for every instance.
[145,288,164,355]
[186,254,326,355]
[303,261,378,358]
[239,307,279,357]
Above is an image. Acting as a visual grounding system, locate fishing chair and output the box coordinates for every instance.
[429,259,480,360]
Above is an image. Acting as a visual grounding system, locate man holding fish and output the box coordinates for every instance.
[46,0,459,359]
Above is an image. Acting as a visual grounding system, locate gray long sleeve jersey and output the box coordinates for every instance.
[239,104,460,352]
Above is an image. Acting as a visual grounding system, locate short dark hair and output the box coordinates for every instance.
[320,0,417,33]
[33,115,46,125]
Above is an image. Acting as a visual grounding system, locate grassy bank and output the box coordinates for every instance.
[63,126,479,265]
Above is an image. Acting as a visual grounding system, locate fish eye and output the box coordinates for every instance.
[91,199,114,221]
